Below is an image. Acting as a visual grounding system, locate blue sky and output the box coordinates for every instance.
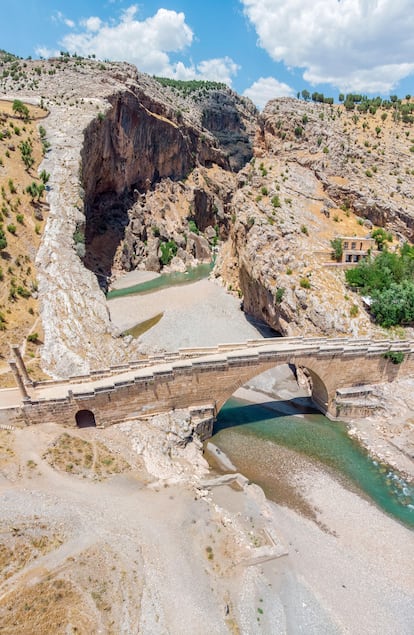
[4,1,414,108]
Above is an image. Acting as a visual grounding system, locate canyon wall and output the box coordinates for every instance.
[0,58,256,376]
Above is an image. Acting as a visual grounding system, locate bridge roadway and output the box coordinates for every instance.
[1,336,413,426]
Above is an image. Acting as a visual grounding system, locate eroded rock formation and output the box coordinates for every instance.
[2,56,414,375]
[0,57,257,375]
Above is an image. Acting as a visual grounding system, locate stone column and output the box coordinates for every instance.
[11,346,32,385]
[9,361,29,400]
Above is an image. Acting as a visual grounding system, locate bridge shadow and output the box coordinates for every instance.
[214,397,319,433]
[244,313,281,338]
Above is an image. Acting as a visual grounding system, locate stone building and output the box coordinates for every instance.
[340,236,377,263]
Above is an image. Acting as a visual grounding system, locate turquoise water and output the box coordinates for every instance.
[107,262,213,299]
[212,397,414,528]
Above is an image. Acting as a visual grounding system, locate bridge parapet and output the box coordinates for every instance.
[4,337,414,427]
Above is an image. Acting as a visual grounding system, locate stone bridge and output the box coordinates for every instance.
[1,336,414,431]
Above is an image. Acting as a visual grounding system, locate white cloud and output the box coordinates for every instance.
[52,11,75,28]
[243,76,295,109]
[47,5,239,86]
[172,57,239,85]
[35,46,58,59]
[81,17,102,33]
[59,6,193,76]
[241,0,414,93]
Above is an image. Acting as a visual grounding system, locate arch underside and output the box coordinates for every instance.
[75,409,96,428]
[215,360,330,415]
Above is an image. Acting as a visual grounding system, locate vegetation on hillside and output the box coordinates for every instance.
[0,99,49,378]
[346,244,414,327]
[298,90,414,120]
[153,77,227,96]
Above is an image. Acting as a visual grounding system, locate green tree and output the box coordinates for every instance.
[371,228,392,250]
[19,139,34,171]
[25,182,38,200]
[330,238,343,262]
[0,227,7,250]
[39,169,50,184]
[12,99,29,121]
[371,281,414,327]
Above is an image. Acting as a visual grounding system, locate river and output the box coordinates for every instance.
[109,265,414,530]
[107,263,212,299]
[211,397,414,529]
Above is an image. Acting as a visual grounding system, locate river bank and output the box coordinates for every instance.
[1,415,412,634]
[107,274,264,350]
[100,269,414,630]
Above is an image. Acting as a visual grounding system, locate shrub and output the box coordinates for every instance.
[271,195,281,208]
[27,332,39,343]
[349,304,359,317]
[300,224,309,235]
[7,224,16,235]
[160,240,177,265]
[17,285,31,298]
[73,229,85,244]
[383,351,404,364]
[188,220,199,235]
[0,228,7,250]
[300,277,311,289]
[330,238,343,262]
[275,287,285,303]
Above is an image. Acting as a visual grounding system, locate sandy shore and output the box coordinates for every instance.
[107,278,264,350]
[109,269,160,290]
[1,420,412,634]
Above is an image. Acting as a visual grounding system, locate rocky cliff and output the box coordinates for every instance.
[216,97,414,338]
[1,53,414,376]
[0,56,257,376]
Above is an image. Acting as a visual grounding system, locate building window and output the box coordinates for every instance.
[344,242,349,249]
[351,242,356,249]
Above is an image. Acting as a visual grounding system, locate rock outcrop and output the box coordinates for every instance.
[0,57,257,376]
[216,97,414,338]
[1,54,414,375]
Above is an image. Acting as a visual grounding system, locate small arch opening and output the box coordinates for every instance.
[75,409,96,428]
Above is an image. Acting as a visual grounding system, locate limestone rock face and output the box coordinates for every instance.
[215,97,414,338]
[2,57,414,376]
[201,90,257,171]
[0,58,256,377]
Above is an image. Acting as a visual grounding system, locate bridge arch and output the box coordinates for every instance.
[215,361,330,415]
[75,409,96,428]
